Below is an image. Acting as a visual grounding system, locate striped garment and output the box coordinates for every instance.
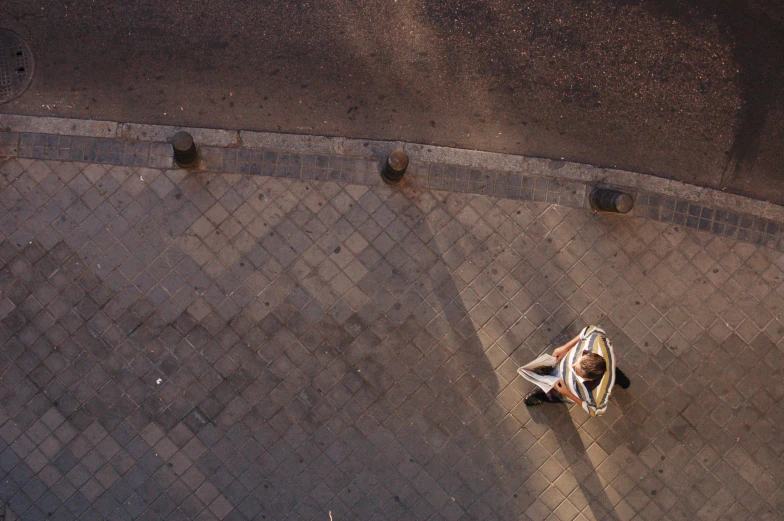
[556,325,616,416]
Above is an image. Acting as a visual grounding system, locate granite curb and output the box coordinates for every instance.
[2,113,784,240]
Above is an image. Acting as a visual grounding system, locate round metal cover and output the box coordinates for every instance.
[0,29,35,103]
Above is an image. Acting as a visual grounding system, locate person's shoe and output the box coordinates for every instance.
[615,368,631,389]
[524,389,547,406]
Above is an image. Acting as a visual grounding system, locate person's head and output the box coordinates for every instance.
[573,352,606,381]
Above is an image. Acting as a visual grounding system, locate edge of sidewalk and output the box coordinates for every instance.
[2,112,783,223]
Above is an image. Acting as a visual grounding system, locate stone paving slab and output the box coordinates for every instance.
[0,157,782,521]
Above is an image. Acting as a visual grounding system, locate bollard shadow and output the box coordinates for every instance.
[375,181,634,521]
[302,180,512,520]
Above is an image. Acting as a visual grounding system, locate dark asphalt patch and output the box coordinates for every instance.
[1,0,782,204]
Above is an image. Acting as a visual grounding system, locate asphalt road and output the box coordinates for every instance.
[1,0,783,204]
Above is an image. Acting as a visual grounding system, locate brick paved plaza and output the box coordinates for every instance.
[0,155,782,520]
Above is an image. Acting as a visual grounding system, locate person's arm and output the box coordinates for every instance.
[553,379,583,407]
[552,334,580,362]
[554,379,605,416]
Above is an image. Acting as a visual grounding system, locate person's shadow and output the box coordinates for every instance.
[525,327,637,521]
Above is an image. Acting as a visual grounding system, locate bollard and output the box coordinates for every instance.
[590,188,634,213]
[172,131,198,168]
[381,150,409,185]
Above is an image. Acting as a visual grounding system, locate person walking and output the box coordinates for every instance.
[522,325,631,416]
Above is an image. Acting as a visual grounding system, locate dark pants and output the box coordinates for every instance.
[543,389,564,402]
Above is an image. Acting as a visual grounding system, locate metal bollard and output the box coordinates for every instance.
[381,150,409,185]
[590,188,634,213]
[172,131,198,168]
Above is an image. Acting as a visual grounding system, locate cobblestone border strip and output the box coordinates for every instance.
[635,192,782,249]
[3,114,784,216]
[198,146,588,209]
[0,131,173,169]
[2,128,784,251]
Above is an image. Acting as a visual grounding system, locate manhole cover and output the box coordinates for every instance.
[0,29,34,103]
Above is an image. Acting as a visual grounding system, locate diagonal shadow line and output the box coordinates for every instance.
[374,186,509,516]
